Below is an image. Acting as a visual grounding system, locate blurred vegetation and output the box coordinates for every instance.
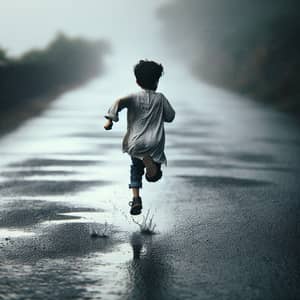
[158,0,300,115]
[0,32,109,111]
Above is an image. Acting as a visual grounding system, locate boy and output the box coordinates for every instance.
[104,60,175,215]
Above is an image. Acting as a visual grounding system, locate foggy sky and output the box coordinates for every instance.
[0,0,168,60]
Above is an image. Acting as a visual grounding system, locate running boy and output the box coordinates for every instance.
[104,60,175,215]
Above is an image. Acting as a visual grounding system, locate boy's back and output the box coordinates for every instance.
[105,90,174,164]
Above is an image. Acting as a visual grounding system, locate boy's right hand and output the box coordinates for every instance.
[104,119,113,130]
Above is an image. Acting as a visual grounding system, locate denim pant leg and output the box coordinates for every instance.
[129,157,145,189]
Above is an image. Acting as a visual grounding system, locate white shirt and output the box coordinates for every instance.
[105,90,175,164]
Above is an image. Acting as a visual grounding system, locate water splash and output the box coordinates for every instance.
[132,210,157,235]
[90,221,110,238]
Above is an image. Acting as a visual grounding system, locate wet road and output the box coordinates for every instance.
[0,59,300,300]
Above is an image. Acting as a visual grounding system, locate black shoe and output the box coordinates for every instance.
[145,169,163,182]
[129,197,142,215]
[143,155,162,182]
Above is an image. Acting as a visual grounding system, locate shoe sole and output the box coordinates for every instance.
[130,207,142,215]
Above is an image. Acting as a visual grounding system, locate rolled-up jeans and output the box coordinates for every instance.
[129,157,162,189]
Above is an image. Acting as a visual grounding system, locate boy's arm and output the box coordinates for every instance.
[162,94,175,123]
[104,95,132,130]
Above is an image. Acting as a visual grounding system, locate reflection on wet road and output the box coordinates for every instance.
[0,61,300,299]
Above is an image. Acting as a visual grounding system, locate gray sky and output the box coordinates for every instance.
[0,0,169,59]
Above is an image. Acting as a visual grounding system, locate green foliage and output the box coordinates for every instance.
[0,32,109,110]
[0,48,9,63]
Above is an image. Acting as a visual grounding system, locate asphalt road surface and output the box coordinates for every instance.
[0,58,299,300]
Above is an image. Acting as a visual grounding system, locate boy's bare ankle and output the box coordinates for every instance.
[132,188,140,198]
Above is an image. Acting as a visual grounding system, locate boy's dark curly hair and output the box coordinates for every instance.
[134,60,164,90]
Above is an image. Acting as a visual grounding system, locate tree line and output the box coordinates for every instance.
[0,33,109,111]
[158,0,300,114]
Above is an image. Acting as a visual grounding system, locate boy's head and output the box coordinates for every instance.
[134,60,164,91]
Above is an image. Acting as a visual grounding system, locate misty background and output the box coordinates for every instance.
[158,0,300,114]
[0,0,168,132]
[1,0,299,118]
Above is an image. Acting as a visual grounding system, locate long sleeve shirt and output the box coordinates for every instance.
[105,90,175,164]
